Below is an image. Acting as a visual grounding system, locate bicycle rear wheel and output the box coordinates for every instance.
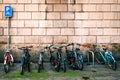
[111,62,117,70]
[20,65,24,75]
[63,60,66,72]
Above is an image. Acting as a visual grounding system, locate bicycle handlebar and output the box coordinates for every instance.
[45,44,54,49]
[18,46,33,50]
[53,46,65,50]
[67,43,81,46]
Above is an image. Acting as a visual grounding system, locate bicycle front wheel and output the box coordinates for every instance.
[77,60,83,70]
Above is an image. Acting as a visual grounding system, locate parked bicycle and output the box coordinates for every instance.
[18,46,32,75]
[52,46,67,72]
[3,49,14,73]
[37,48,44,73]
[95,45,117,70]
[65,43,83,70]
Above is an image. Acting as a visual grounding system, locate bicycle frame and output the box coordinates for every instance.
[97,50,116,64]
[65,43,83,70]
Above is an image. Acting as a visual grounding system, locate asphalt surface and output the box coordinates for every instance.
[0,62,120,80]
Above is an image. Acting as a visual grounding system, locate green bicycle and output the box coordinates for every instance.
[95,46,117,70]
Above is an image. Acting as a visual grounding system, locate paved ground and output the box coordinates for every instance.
[0,62,120,80]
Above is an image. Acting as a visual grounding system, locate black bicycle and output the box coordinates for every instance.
[65,43,83,70]
[53,46,67,72]
[38,48,44,73]
[18,46,32,75]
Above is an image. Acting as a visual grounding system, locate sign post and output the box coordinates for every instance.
[4,6,12,49]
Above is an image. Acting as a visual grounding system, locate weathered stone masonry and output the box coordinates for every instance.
[0,0,120,45]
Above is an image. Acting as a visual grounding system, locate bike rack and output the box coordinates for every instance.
[87,50,95,67]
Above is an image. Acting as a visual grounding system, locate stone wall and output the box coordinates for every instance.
[0,0,120,62]
[0,0,120,45]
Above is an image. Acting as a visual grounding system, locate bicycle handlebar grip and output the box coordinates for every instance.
[53,47,58,49]
[76,43,80,46]
[49,44,54,48]
[67,43,73,46]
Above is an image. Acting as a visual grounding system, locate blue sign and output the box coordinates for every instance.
[4,6,12,17]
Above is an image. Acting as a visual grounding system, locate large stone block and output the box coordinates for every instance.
[54,4,67,11]
[3,0,17,3]
[39,20,53,27]
[111,36,120,43]
[11,20,24,27]
[25,5,38,11]
[46,5,53,11]
[0,36,7,43]
[104,0,118,3]
[83,4,96,11]
[102,20,111,27]
[76,0,89,3]
[68,36,82,43]
[53,20,67,27]
[68,20,74,27]
[81,36,96,43]
[0,0,2,3]
[110,21,120,27]
[75,13,88,19]
[25,20,39,27]
[74,20,82,27]
[18,0,31,3]
[104,28,118,35]
[46,0,60,3]
[54,36,67,44]
[18,12,31,19]
[32,12,45,20]
[89,28,103,35]
[61,28,74,35]
[104,12,118,19]
[25,36,39,44]
[39,5,47,11]
[47,12,60,19]
[17,28,31,35]
[89,0,103,3]
[89,12,103,19]
[0,12,2,19]
[75,28,88,35]
[97,36,110,43]
[40,36,53,44]
[61,12,74,19]
[0,28,3,35]
[4,28,17,35]
[32,0,45,3]
[32,28,46,35]
[12,4,24,11]
[11,36,24,44]
[0,20,8,27]
[47,28,60,35]
[111,5,120,11]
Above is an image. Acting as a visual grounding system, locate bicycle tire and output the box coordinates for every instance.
[28,63,31,72]
[38,64,41,73]
[20,65,24,75]
[55,64,60,72]
[111,62,117,70]
[4,64,9,73]
[77,60,83,70]
[63,60,66,72]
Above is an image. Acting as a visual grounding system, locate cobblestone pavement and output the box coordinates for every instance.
[0,62,120,80]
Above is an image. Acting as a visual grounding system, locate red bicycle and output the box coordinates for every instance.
[3,49,14,73]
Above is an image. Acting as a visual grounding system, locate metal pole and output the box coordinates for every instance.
[7,17,10,49]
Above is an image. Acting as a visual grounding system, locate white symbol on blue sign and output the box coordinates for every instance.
[4,6,12,17]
